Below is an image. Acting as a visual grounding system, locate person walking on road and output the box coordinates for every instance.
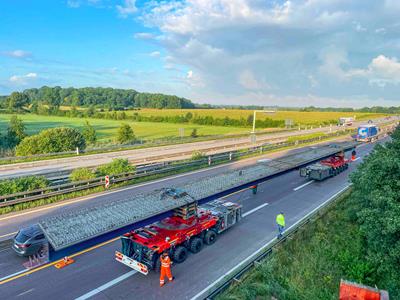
[276,212,285,239]
[160,252,174,287]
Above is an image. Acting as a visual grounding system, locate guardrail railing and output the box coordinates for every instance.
[0,131,354,208]
[199,185,352,300]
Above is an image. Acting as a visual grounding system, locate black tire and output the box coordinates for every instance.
[172,246,188,264]
[189,237,204,253]
[204,230,217,245]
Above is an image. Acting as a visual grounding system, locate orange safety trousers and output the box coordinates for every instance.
[160,256,173,286]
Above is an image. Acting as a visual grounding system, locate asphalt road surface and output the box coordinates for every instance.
[0,139,383,300]
[1,117,391,179]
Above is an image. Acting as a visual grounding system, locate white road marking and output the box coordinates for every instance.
[74,270,137,300]
[17,288,34,297]
[353,157,361,161]
[293,180,315,191]
[0,231,17,239]
[190,184,351,300]
[243,203,269,217]
[0,269,28,282]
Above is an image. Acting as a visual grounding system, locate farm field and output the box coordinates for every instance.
[0,114,249,142]
[125,108,388,125]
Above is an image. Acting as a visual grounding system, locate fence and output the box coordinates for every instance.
[0,131,353,208]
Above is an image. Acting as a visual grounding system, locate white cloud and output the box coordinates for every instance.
[134,32,156,40]
[135,0,400,105]
[67,0,81,8]
[3,49,31,58]
[117,0,137,18]
[238,70,267,90]
[149,51,160,57]
[9,73,38,85]
[348,55,400,87]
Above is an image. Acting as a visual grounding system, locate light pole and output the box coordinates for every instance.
[251,110,276,134]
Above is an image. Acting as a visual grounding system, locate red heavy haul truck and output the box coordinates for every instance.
[299,151,351,181]
[115,199,242,274]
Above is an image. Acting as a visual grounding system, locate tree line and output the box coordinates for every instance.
[0,86,195,111]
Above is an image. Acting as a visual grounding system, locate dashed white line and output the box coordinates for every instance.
[75,270,137,300]
[243,203,269,217]
[293,180,315,191]
[17,288,34,297]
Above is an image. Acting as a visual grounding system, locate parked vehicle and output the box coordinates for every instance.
[12,224,47,257]
[300,151,350,181]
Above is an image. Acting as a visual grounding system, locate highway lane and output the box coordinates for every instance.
[2,117,390,179]
[0,140,378,299]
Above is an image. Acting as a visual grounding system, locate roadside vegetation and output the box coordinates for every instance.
[0,176,49,195]
[219,126,400,299]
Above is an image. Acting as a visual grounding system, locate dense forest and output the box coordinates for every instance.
[0,86,195,110]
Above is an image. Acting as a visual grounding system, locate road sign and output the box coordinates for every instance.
[105,175,110,188]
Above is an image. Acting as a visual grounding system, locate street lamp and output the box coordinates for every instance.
[251,110,276,134]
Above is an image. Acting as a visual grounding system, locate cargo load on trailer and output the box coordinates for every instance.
[115,199,242,275]
[356,124,379,142]
[300,151,350,181]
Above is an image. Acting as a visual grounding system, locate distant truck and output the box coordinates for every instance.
[300,152,350,181]
[339,117,354,126]
[356,124,379,142]
[115,199,242,275]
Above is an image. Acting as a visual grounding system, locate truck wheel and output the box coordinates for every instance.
[204,230,217,245]
[173,246,188,263]
[189,237,203,253]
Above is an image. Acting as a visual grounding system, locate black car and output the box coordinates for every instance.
[12,224,47,257]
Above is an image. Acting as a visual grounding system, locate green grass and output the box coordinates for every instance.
[0,114,249,142]
[218,191,391,300]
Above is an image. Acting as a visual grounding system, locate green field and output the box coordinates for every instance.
[126,108,388,125]
[0,114,249,142]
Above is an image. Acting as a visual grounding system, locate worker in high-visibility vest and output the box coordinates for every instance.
[160,252,174,287]
[276,212,285,239]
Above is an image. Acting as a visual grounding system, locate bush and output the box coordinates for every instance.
[82,121,97,144]
[117,124,135,144]
[69,168,97,182]
[190,128,198,138]
[96,158,135,176]
[191,151,205,160]
[0,176,49,196]
[15,127,86,156]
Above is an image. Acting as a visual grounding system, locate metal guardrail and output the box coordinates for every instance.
[201,185,352,300]
[0,131,360,208]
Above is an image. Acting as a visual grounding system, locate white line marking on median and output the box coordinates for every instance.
[353,157,360,161]
[293,180,314,191]
[243,203,269,217]
[0,269,28,282]
[190,184,351,300]
[75,270,137,300]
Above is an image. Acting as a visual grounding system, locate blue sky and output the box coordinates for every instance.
[1,0,400,107]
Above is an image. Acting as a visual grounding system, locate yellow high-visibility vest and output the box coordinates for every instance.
[276,214,285,227]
